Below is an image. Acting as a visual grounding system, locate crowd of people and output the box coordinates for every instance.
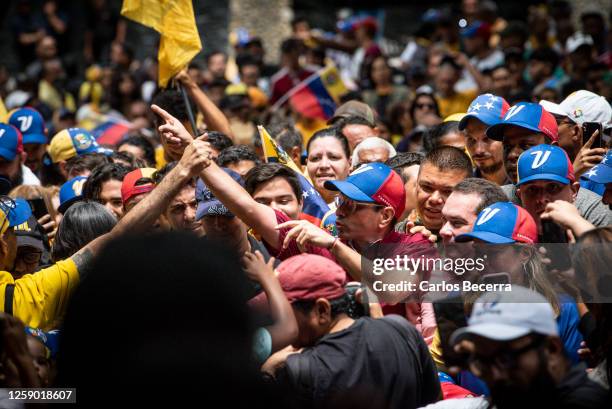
[0,0,612,407]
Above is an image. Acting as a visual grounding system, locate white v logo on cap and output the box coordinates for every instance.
[530,150,551,169]
[476,207,500,225]
[17,116,33,132]
[504,105,525,121]
[0,129,5,139]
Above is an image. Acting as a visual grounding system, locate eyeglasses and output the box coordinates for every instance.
[469,336,545,376]
[334,195,385,215]
[16,248,42,265]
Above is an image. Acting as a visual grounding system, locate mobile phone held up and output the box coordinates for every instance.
[28,198,49,220]
[583,122,603,149]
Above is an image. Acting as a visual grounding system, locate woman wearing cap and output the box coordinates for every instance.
[456,201,584,364]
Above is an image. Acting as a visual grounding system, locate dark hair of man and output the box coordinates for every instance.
[386,152,424,183]
[291,16,308,30]
[422,146,472,176]
[280,38,303,55]
[452,178,509,214]
[306,127,350,158]
[51,201,117,262]
[117,136,156,167]
[244,163,302,200]
[151,90,192,127]
[336,115,375,129]
[65,153,112,177]
[153,161,177,184]
[423,121,460,153]
[236,54,259,73]
[206,50,227,64]
[110,151,144,169]
[217,145,261,168]
[292,294,350,319]
[275,128,303,154]
[82,163,130,202]
[207,131,234,152]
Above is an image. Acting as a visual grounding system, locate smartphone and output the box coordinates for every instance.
[27,198,49,220]
[481,272,511,285]
[540,219,573,271]
[583,122,603,148]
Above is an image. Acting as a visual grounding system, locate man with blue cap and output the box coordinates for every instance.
[8,107,48,174]
[58,176,87,214]
[0,123,41,188]
[459,93,510,185]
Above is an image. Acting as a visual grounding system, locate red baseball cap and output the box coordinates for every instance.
[277,254,347,303]
[121,168,157,204]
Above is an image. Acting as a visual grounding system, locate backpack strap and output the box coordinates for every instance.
[4,283,15,315]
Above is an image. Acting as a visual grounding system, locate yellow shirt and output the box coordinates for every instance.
[429,329,445,367]
[0,259,79,330]
[437,89,478,119]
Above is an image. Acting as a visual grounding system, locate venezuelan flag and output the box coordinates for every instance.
[92,120,131,146]
[289,66,347,121]
[259,126,336,234]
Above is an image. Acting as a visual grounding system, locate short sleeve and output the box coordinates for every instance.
[12,259,80,330]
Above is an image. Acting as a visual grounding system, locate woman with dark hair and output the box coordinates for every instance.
[51,201,117,262]
[396,92,442,153]
[305,127,351,204]
[362,56,410,121]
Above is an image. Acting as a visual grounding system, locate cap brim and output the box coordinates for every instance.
[581,166,612,184]
[458,113,491,131]
[450,323,531,345]
[16,235,45,251]
[455,231,515,244]
[8,203,32,227]
[539,100,567,117]
[23,134,48,145]
[486,122,542,141]
[196,200,232,220]
[517,174,570,186]
[0,147,16,161]
[323,180,374,203]
[58,196,83,214]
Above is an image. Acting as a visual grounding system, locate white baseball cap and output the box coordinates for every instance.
[559,90,612,128]
[565,32,594,54]
[539,100,567,118]
[451,286,558,343]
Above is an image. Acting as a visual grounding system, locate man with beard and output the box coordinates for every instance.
[451,286,608,409]
[0,124,40,189]
[487,102,610,230]
[459,94,510,186]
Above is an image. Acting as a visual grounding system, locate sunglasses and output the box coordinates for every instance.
[334,195,386,215]
[416,103,435,110]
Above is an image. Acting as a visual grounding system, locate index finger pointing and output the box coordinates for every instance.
[151,104,174,122]
[276,220,301,230]
[583,129,600,149]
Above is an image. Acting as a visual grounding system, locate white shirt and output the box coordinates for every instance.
[21,164,41,186]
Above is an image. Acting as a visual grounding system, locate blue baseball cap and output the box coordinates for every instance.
[324,162,406,216]
[196,168,243,220]
[0,197,33,234]
[582,150,612,185]
[58,176,88,214]
[458,94,510,130]
[0,123,23,161]
[517,144,575,186]
[456,202,538,244]
[486,102,558,143]
[8,107,47,144]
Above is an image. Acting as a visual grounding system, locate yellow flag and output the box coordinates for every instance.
[258,125,303,175]
[319,65,348,103]
[0,96,6,122]
[121,0,202,87]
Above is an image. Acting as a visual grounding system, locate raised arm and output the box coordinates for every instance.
[175,69,235,141]
[151,104,283,249]
[70,119,212,275]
